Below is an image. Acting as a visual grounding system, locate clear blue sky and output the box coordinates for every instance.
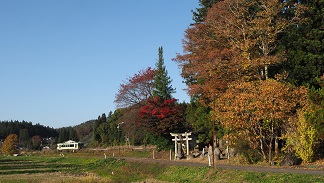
[0,1,197,128]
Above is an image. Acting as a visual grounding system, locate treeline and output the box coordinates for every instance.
[0,120,96,150]
[0,120,58,150]
[58,119,95,144]
[0,120,58,140]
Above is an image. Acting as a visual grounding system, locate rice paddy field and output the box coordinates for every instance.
[1,153,324,183]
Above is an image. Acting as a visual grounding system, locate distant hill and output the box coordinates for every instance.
[72,119,95,144]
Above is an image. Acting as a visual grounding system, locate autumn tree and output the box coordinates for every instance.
[282,75,324,162]
[216,79,307,162]
[174,20,241,103]
[113,67,159,147]
[1,134,18,156]
[175,0,304,101]
[206,0,304,80]
[296,77,324,161]
[139,97,187,135]
[248,0,299,78]
[284,109,316,163]
[31,135,42,150]
[175,0,306,159]
[115,67,155,108]
[114,51,178,148]
[136,47,189,149]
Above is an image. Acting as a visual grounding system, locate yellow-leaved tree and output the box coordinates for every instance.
[284,109,316,163]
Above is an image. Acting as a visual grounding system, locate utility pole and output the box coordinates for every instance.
[117,122,125,159]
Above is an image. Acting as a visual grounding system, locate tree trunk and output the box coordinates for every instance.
[268,124,275,164]
[259,127,267,161]
[275,135,279,159]
[265,64,268,79]
[268,136,273,164]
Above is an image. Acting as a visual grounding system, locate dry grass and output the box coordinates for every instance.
[0,172,105,183]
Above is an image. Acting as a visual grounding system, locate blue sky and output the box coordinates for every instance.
[0,1,197,128]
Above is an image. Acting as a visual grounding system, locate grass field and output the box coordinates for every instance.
[0,154,324,183]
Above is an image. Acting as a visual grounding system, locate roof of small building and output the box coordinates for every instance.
[57,140,77,144]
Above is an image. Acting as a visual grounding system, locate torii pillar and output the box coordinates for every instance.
[182,132,192,159]
[170,133,180,160]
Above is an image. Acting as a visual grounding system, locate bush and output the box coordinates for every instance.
[146,134,171,151]
[233,140,261,164]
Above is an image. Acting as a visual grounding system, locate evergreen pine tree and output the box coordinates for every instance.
[152,47,175,101]
[281,0,324,88]
[192,0,220,24]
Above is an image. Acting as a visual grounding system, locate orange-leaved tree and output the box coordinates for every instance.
[175,0,305,101]
[1,134,19,156]
[207,0,304,79]
[216,79,307,162]
[174,19,242,104]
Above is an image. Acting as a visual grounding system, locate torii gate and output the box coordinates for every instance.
[170,132,192,160]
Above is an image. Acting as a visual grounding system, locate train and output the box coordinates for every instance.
[57,140,84,151]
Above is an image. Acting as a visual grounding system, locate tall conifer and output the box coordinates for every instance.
[281,0,324,88]
[192,0,220,23]
[152,47,175,101]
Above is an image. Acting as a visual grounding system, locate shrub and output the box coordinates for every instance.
[233,139,261,164]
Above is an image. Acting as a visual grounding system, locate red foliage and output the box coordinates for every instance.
[115,67,156,108]
[139,97,178,119]
[138,96,185,134]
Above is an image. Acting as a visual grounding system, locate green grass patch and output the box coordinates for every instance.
[1,155,324,182]
[158,166,209,183]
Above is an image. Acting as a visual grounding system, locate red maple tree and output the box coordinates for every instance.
[138,96,187,135]
[114,67,155,108]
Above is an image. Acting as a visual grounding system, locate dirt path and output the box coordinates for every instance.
[122,157,324,175]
